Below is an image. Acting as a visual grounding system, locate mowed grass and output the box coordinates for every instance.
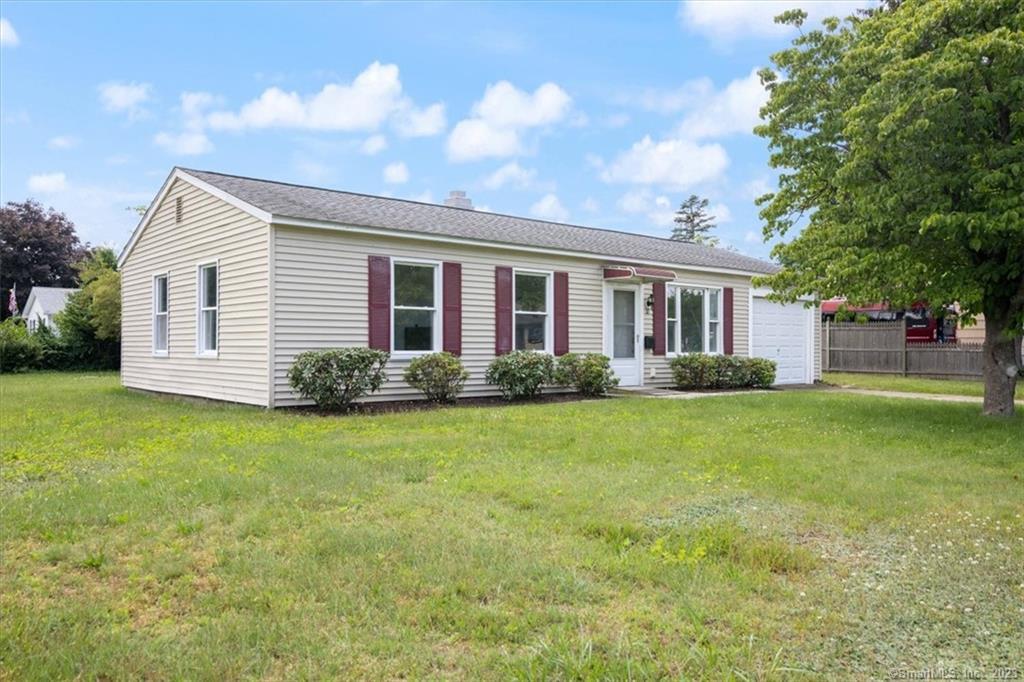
[1,373,1022,680]
[823,371,1020,399]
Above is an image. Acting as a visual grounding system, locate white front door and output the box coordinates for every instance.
[605,284,642,386]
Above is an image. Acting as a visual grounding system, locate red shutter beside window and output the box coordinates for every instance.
[495,266,513,355]
[723,287,734,355]
[368,255,391,351]
[652,281,666,356]
[553,272,569,356]
[443,262,462,356]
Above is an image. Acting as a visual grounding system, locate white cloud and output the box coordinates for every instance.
[482,161,537,190]
[446,81,572,162]
[679,1,870,45]
[205,62,444,137]
[383,161,409,184]
[581,197,600,213]
[154,131,213,156]
[617,188,676,226]
[1,17,19,46]
[600,135,728,189]
[98,81,152,119]
[47,136,78,150]
[393,102,446,137]
[152,92,217,156]
[745,230,763,243]
[408,190,434,203]
[28,172,67,193]
[631,79,713,114]
[360,134,388,155]
[709,202,732,224]
[475,205,493,213]
[744,176,772,200]
[474,81,572,128]
[447,119,523,162]
[530,193,569,222]
[676,69,768,139]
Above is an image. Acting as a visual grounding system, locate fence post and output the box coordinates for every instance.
[824,319,831,371]
[901,317,908,376]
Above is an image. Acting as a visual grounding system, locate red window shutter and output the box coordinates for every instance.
[443,262,462,356]
[723,287,734,355]
[652,281,666,355]
[553,271,569,356]
[495,266,513,355]
[367,255,391,351]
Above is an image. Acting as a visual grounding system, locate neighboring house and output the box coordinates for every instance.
[22,287,78,333]
[118,168,821,407]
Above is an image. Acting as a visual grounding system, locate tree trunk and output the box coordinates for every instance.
[981,318,1019,416]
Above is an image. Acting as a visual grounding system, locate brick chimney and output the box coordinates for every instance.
[443,190,473,209]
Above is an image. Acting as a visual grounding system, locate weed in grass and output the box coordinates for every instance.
[40,544,70,565]
[177,519,204,536]
[79,548,106,571]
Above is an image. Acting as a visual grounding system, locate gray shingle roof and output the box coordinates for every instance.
[26,287,78,315]
[181,168,778,275]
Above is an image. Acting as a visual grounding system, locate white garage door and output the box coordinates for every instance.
[752,297,811,385]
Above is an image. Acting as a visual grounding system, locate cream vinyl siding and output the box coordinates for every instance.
[272,226,608,405]
[121,179,270,406]
[640,275,752,388]
[271,225,757,405]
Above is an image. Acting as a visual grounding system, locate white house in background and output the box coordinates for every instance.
[118,168,821,407]
[22,287,78,333]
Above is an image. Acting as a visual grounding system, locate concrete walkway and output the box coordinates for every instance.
[826,386,1024,405]
[614,385,1023,405]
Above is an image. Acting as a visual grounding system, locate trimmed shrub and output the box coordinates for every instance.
[746,358,777,388]
[554,352,619,396]
[485,350,554,400]
[0,318,41,373]
[403,352,469,403]
[669,353,777,390]
[288,347,389,410]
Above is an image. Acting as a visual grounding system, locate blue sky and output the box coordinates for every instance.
[0,1,868,258]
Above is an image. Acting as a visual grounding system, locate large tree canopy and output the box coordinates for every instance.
[755,0,1024,415]
[0,200,86,319]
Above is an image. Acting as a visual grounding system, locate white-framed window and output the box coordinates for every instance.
[667,285,723,354]
[28,318,37,332]
[153,273,169,355]
[197,262,218,356]
[392,259,441,354]
[513,269,552,352]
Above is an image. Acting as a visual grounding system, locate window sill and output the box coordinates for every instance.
[196,351,219,359]
[152,351,169,358]
[391,350,438,360]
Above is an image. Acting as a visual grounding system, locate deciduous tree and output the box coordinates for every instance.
[755,0,1024,415]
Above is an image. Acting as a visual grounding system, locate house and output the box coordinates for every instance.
[118,168,821,407]
[22,287,78,333]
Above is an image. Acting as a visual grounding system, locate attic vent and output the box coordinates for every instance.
[175,196,183,223]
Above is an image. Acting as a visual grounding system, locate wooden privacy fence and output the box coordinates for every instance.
[821,320,984,378]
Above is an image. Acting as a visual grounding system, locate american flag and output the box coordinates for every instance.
[7,285,17,316]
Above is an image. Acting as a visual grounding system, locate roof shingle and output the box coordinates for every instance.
[181,168,778,275]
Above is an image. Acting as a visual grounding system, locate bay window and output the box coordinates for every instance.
[393,261,439,352]
[514,270,550,351]
[153,274,168,355]
[666,285,723,354]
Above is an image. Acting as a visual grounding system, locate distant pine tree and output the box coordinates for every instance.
[671,195,719,246]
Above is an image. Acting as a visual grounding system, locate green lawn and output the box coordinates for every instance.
[823,371,1019,398]
[2,373,1022,679]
